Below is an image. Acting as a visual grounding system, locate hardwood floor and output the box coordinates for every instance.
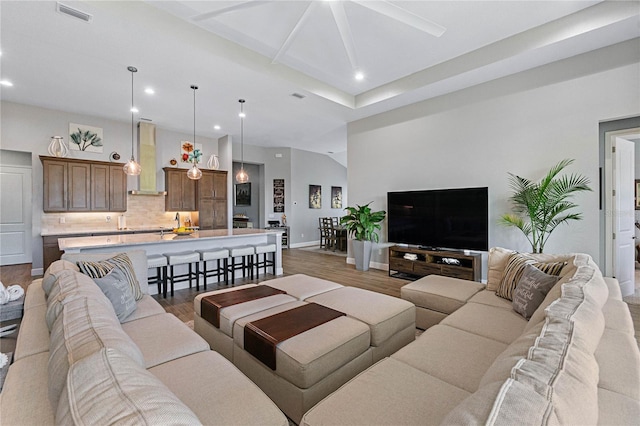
[155,248,409,322]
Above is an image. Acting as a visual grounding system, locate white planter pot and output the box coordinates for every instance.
[352,240,372,271]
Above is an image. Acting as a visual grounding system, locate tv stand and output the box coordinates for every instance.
[389,245,481,282]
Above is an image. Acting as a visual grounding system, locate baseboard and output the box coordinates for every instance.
[346,257,389,271]
[32,267,44,277]
[290,241,319,249]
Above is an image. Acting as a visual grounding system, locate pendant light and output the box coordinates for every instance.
[235,99,249,183]
[123,66,142,176]
[186,85,202,180]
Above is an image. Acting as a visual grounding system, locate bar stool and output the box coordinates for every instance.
[163,251,200,296]
[227,245,255,284]
[147,254,168,298]
[252,243,276,278]
[197,248,229,288]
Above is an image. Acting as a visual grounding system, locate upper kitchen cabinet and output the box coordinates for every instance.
[199,170,228,229]
[164,167,197,211]
[41,156,126,213]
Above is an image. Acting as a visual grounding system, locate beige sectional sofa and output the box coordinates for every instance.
[0,250,287,425]
[303,252,640,425]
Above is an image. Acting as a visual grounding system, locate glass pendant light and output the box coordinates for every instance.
[235,99,249,183]
[187,85,202,180]
[123,66,142,176]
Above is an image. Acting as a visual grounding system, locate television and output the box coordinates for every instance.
[387,187,488,251]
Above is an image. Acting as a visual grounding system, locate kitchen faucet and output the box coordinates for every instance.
[175,212,180,229]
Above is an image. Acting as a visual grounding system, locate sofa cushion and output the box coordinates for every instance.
[92,267,137,322]
[150,350,288,426]
[602,299,635,333]
[486,246,515,291]
[121,313,209,368]
[76,252,144,300]
[48,297,145,408]
[496,253,566,301]
[597,388,640,426]
[440,302,528,344]
[595,329,640,400]
[14,303,50,361]
[0,352,54,426]
[56,348,201,425]
[511,263,559,320]
[467,289,513,310]
[391,324,507,392]
[440,379,555,425]
[121,294,166,323]
[42,259,79,296]
[401,275,484,315]
[25,279,47,310]
[604,276,623,301]
[62,249,149,295]
[260,274,343,300]
[307,286,415,346]
[45,269,111,330]
[301,358,470,426]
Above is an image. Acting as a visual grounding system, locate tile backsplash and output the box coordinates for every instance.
[41,195,195,234]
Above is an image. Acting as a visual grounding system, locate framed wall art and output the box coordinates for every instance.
[273,178,285,212]
[331,186,342,209]
[235,183,251,206]
[309,185,321,209]
[69,123,103,153]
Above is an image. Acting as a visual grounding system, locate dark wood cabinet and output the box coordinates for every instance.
[164,168,197,211]
[198,170,227,229]
[42,156,125,213]
[43,234,85,271]
[389,245,482,282]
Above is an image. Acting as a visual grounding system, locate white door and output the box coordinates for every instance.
[0,165,32,265]
[611,136,635,296]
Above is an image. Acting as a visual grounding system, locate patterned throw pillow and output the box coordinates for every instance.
[77,253,143,300]
[92,268,137,322]
[496,253,566,301]
[512,263,560,319]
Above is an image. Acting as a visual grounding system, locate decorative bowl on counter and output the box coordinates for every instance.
[172,228,194,236]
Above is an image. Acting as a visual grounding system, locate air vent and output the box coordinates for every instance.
[140,117,153,122]
[291,93,306,99]
[57,2,92,22]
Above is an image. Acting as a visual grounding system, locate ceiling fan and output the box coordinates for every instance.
[190,1,446,73]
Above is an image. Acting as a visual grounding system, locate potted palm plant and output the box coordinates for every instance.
[499,158,591,253]
[340,202,386,271]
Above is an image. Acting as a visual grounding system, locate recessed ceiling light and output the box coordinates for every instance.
[0,80,13,87]
[214,125,221,130]
[144,87,155,95]
[130,107,139,113]
[238,112,246,118]
[354,71,364,81]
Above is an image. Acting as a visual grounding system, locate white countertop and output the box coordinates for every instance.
[58,228,282,251]
[41,226,174,237]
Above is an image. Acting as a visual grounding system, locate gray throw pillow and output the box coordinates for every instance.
[92,267,137,322]
[512,263,559,320]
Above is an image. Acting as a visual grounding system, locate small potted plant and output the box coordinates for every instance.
[341,202,386,271]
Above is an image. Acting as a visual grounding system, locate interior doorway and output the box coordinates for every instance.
[603,126,639,297]
[0,151,33,266]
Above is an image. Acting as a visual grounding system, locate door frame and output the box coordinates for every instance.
[599,116,640,274]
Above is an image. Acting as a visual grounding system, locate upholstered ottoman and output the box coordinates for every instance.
[193,274,417,423]
[401,275,484,329]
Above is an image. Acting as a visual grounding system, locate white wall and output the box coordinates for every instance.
[347,56,640,275]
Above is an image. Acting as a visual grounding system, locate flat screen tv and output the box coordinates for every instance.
[387,187,488,251]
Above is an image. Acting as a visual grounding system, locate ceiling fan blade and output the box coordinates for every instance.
[272,2,318,64]
[191,1,270,22]
[351,0,446,37]
[329,1,359,70]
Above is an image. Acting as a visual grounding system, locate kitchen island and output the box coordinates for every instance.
[59,228,284,293]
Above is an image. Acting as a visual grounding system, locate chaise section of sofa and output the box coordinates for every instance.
[302,252,640,425]
[0,251,288,426]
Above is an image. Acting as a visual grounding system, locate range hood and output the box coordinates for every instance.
[128,122,167,195]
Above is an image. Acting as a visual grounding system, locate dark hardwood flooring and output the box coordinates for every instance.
[154,248,408,322]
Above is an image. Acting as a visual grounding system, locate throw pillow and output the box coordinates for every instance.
[92,268,137,322]
[486,247,516,291]
[496,253,566,301]
[512,263,560,319]
[77,253,143,300]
